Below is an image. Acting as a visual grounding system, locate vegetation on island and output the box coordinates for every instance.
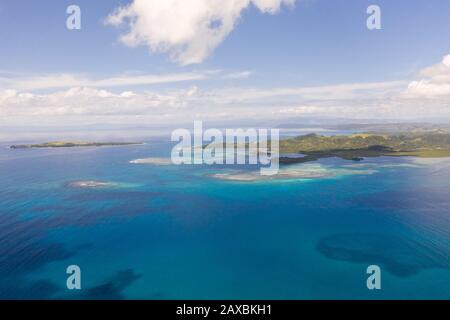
[279,132,450,164]
[10,141,141,149]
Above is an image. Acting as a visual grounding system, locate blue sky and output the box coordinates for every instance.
[1,0,449,82]
[0,0,449,131]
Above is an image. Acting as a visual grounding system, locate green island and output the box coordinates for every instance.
[279,132,450,164]
[10,141,142,149]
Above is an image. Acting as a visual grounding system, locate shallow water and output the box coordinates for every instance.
[0,142,449,299]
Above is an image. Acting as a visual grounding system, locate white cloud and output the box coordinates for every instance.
[0,70,252,91]
[222,71,252,79]
[200,81,406,103]
[106,0,295,65]
[2,54,450,127]
[405,80,450,98]
[404,54,450,98]
[0,79,431,125]
[0,87,191,118]
[0,72,209,91]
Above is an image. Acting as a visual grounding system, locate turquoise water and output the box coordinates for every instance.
[0,141,449,299]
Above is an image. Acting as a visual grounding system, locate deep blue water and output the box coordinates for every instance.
[0,141,449,299]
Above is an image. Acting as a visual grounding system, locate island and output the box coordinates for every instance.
[279,132,450,164]
[66,180,118,188]
[129,157,173,165]
[10,141,142,149]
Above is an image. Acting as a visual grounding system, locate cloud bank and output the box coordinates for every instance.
[106,0,296,65]
[405,54,450,98]
[1,54,450,128]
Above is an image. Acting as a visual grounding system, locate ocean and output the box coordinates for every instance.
[0,140,449,299]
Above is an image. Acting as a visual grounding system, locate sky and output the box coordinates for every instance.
[0,0,450,135]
